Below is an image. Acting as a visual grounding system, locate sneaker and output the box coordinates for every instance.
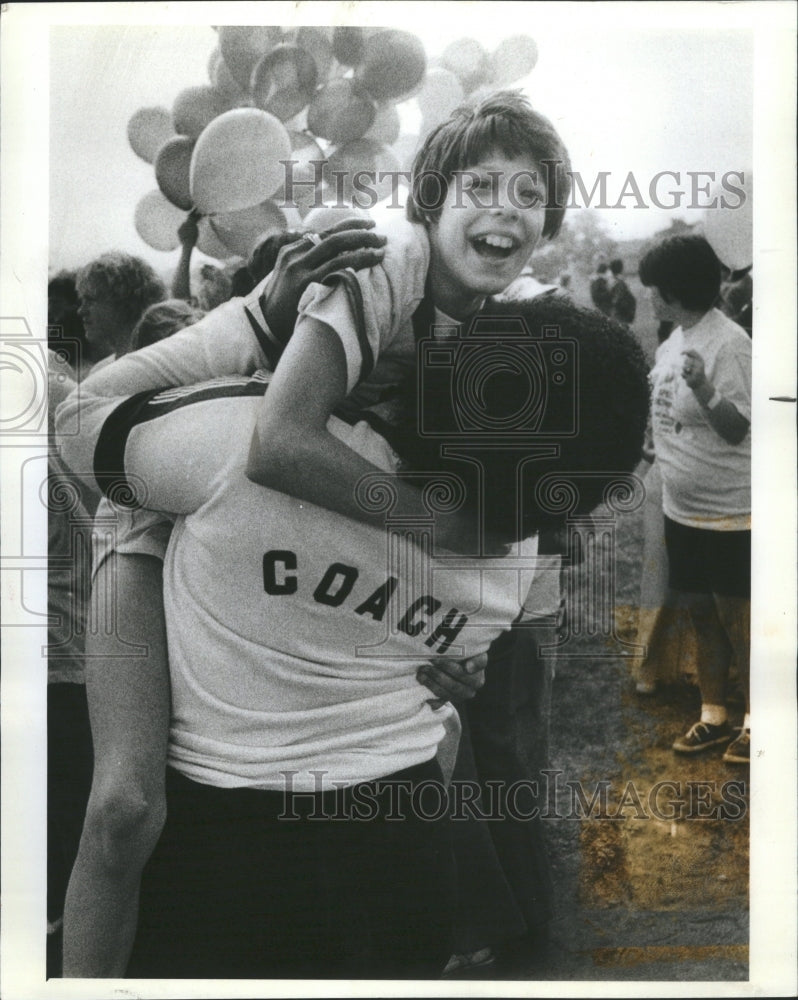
[442,947,495,977]
[722,728,750,764]
[672,720,732,754]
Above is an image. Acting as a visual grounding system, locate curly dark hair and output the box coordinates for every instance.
[406,89,571,239]
[394,296,650,543]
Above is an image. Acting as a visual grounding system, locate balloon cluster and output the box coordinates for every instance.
[129,26,539,259]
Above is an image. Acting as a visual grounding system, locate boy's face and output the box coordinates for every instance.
[427,153,547,318]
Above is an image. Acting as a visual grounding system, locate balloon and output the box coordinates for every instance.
[190,108,292,214]
[303,201,372,233]
[365,102,401,146]
[417,68,464,129]
[464,84,497,106]
[210,48,249,106]
[134,190,185,252]
[127,106,175,164]
[218,25,283,91]
[172,86,226,139]
[287,26,334,80]
[209,199,288,257]
[390,133,421,174]
[359,30,426,102]
[307,79,376,146]
[702,172,753,271]
[197,216,234,260]
[325,139,401,206]
[441,37,492,93]
[490,35,538,85]
[154,135,195,210]
[251,44,318,122]
[332,27,365,67]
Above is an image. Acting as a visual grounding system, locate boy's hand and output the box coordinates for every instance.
[417,652,487,708]
[262,219,386,343]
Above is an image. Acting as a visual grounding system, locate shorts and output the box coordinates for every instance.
[127,758,455,980]
[664,516,751,598]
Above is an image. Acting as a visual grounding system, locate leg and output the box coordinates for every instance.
[328,760,456,979]
[664,518,734,753]
[447,708,526,959]
[716,594,751,764]
[467,624,556,937]
[683,590,734,709]
[47,683,93,925]
[714,595,750,714]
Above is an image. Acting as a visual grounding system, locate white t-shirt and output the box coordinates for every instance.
[78,216,431,424]
[59,376,542,792]
[91,500,173,581]
[649,308,751,529]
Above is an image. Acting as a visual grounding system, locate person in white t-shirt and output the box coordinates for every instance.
[56,295,649,979]
[641,234,751,764]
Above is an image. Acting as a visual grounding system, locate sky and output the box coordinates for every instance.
[43,4,756,273]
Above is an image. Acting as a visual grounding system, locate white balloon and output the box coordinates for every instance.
[703,172,753,271]
[190,108,292,214]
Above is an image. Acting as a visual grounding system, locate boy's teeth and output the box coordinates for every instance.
[479,235,514,249]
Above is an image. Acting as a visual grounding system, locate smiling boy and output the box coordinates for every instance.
[246,91,572,551]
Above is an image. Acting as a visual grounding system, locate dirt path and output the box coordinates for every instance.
[506,498,750,982]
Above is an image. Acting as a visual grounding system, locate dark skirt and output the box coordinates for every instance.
[127,757,455,980]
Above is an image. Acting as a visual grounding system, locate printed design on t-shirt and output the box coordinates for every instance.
[262,549,471,655]
[651,364,679,435]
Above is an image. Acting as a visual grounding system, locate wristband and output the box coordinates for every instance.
[704,389,722,410]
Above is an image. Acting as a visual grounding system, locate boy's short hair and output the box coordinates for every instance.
[609,259,624,276]
[639,235,722,312]
[406,90,571,239]
[76,253,166,323]
[396,296,650,543]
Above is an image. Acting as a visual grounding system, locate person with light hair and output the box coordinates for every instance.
[76,252,166,366]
